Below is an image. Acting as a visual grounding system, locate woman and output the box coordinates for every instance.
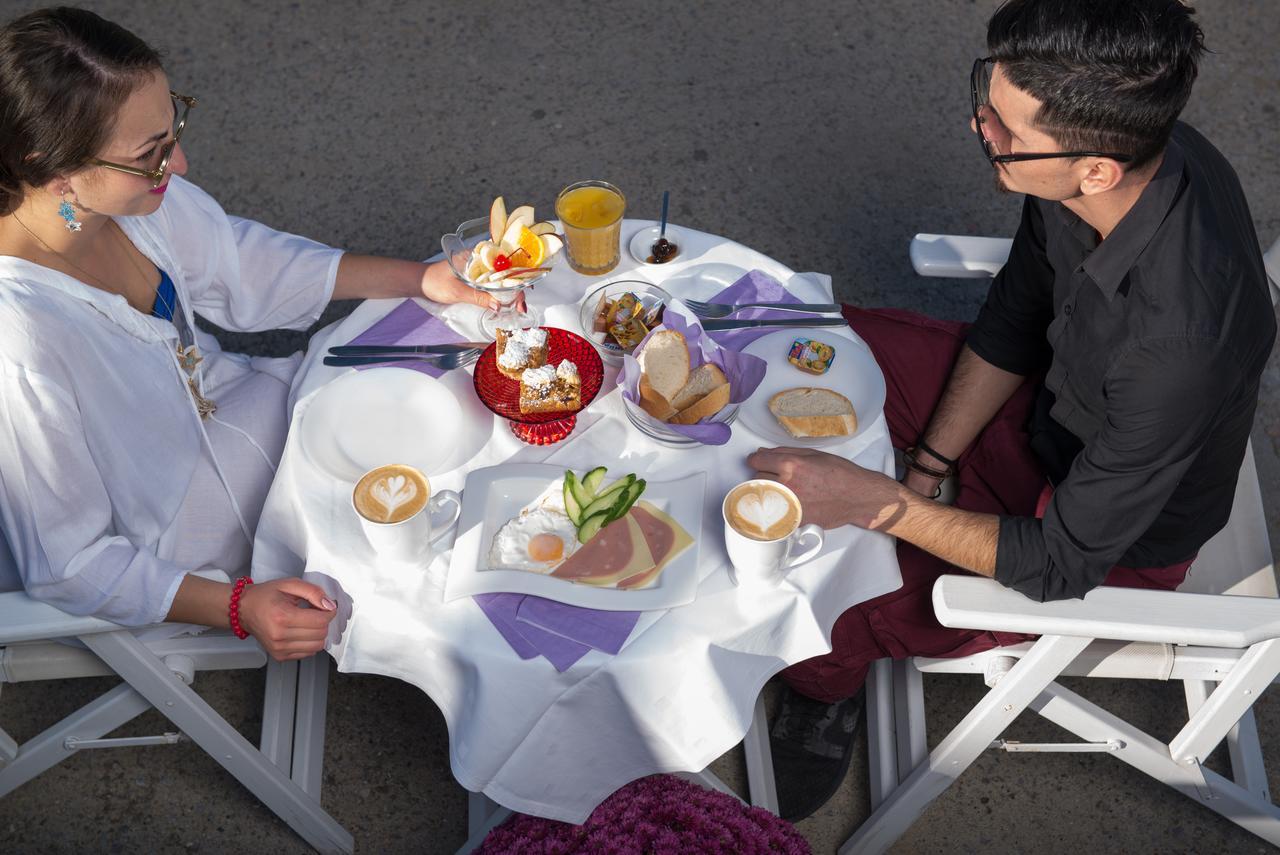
[0,8,485,659]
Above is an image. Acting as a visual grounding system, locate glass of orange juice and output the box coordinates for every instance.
[555,180,626,275]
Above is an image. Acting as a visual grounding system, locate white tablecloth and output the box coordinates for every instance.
[252,220,902,823]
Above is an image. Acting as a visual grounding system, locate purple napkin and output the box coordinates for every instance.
[703,270,820,351]
[346,299,466,378]
[475,592,638,672]
[619,301,767,445]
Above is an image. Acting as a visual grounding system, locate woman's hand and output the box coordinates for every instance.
[420,259,526,312]
[746,446,911,531]
[236,578,337,661]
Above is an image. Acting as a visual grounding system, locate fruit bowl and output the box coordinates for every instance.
[472,327,604,445]
[442,217,547,338]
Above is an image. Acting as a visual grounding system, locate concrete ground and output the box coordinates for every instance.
[1,1,1278,852]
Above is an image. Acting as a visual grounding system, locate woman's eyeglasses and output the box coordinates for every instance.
[90,91,196,188]
[970,58,1132,165]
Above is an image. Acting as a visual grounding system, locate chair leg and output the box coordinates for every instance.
[457,793,513,855]
[81,631,353,855]
[841,634,1091,855]
[743,691,779,812]
[291,654,330,799]
[866,658,897,809]
[893,659,927,779]
[0,682,150,797]
[1227,709,1270,802]
[261,658,299,773]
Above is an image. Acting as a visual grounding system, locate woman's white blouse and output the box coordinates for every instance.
[0,175,341,625]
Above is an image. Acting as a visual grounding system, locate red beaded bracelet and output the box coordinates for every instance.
[229,577,254,639]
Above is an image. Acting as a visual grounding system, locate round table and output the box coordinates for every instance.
[251,219,902,824]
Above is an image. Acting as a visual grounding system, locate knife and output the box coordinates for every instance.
[327,342,488,356]
[699,317,849,331]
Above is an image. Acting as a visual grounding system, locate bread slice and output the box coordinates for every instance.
[768,388,857,437]
[669,363,727,412]
[670,381,730,425]
[637,330,689,402]
[638,375,677,421]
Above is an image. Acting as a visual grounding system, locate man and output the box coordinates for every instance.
[758,0,1276,821]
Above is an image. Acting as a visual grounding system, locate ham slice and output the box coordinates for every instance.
[616,501,694,589]
[551,514,655,587]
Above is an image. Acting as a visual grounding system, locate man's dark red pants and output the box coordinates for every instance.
[781,307,1193,704]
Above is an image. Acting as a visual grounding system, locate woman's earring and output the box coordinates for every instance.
[58,194,81,232]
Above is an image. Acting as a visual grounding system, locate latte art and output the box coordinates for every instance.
[354,464,430,524]
[725,481,801,541]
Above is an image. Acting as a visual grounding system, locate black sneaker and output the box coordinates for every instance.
[768,686,865,822]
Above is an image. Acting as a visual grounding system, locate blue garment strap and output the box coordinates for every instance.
[151,269,178,320]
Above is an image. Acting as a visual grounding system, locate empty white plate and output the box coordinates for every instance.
[299,367,463,482]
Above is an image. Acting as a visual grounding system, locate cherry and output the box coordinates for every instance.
[493,254,512,271]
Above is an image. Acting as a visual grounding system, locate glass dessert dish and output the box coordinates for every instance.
[473,327,604,445]
[442,217,553,339]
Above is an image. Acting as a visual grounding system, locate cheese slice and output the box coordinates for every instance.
[551,514,656,587]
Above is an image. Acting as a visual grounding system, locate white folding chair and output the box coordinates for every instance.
[846,232,1280,853]
[0,587,352,854]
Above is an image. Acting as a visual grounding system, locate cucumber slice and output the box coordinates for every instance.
[569,471,593,509]
[605,479,646,522]
[581,466,608,496]
[563,472,583,525]
[576,510,610,544]
[580,488,621,521]
[591,474,635,507]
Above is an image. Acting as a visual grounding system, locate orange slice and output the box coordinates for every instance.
[513,226,545,267]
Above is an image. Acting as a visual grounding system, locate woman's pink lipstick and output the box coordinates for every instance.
[150,182,169,195]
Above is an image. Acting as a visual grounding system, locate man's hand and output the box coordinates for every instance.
[746,446,909,531]
[237,578,337,661]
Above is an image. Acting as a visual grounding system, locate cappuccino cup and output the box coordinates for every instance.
[722,479,824,585]
[352,464,460,564]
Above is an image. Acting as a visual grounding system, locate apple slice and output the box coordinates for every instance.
[540,233,564,256]
[500,218,527,254]
[476,241,502,268]
[465,256,487,281]
[489,196,507,244]
[506,205,535,231]
[530,221,557,236]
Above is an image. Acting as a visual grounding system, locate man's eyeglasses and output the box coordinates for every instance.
[970,58,1132,165]
[90,91,196,188]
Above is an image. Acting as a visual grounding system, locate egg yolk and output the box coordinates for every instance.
[528,532,565,563]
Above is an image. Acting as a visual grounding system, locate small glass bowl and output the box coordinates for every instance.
[577,280,672,364]
[441,217,555,339]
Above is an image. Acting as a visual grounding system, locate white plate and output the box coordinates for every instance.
[628,225,687,266]
[656,262,750,300]
[299,367,465,482]
[738,328,886,448]
[445,464,706,611]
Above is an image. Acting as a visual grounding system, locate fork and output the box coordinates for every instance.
[681,299,843,319]
[322,349,482,370]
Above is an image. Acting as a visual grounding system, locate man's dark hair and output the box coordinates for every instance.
[0,7,162,214]
[987,0,1205,170]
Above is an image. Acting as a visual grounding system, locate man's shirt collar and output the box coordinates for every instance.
[1049,137,1186,299]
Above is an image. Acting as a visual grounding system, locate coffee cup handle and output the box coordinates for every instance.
[428,489,462,545]
[784,524,825,570]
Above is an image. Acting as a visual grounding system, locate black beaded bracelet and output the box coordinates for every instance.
[914,438,957,470]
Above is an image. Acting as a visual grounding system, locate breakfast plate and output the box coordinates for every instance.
[445,464,706,611]
[737,328,886,448]
[299,366,474,482]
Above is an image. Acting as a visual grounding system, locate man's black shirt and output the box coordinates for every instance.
[966,122,1276,601]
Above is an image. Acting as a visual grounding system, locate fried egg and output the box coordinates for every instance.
[487,479,580,572]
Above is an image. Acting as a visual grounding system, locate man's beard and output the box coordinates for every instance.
[992,166,1013,194]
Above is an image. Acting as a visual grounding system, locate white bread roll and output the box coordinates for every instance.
[670,382,730,425]
[768,388,857,437]
[670,363,728,412]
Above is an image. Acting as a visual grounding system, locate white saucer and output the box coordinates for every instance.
[628,225,686,266]
[299,367,464,482]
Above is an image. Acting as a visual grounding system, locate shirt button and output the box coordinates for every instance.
[1063,303,1074,316]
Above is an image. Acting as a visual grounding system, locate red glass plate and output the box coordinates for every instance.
[473,327,605,445]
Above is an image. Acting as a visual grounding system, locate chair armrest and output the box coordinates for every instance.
[932,575,1280,648]
[910,234,1012,279]
[0,590,125,645]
